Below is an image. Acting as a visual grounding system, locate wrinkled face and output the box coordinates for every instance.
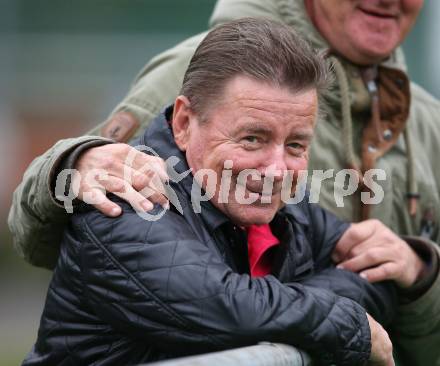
[305,0,423,65]
[173,76,317,226]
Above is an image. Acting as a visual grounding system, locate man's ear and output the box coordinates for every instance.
[172,96,193,151]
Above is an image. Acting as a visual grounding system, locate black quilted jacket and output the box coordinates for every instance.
[23,109,396,366]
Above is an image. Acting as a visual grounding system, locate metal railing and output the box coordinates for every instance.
[147,343,312,366]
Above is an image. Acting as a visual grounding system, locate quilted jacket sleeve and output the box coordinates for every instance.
[298,269,396,326]
[77,207,371,366]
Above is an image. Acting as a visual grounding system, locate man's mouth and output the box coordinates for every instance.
[246,185,282,198]
[358,6,398,19]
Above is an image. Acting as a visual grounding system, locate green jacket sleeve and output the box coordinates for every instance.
[8,136,112,268]
[8,32,206,269]
[392,245,440,366]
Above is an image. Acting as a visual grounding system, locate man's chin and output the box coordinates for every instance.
[350,29,399,63]
[228,205,279,227]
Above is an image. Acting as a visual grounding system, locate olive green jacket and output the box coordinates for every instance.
[8,0,440,364]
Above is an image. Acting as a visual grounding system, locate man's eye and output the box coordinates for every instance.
[287,142,305,154]
[288,142,303,149]
[240,136,263,150]
[243,136,259,143]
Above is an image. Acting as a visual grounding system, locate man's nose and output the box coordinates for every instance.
[263,145,288,181]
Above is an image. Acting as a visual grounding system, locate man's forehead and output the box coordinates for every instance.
[226,91,318,119]
[235,95,317,113]
[220,77,317,109]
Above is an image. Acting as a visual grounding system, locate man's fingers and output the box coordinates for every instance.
[113,181,154,212]
[73,143,170,211]
[369,356,395,366]
[95,159,169,208]
[82,177,156,214]
[367,313,394,365]
[127,167,169,207]
[340,250,400,283]
[337,247,391,273]
[359,262,399,284]
[81,168,167,212]
[332,227,359,263]
[344,237,387,260]
[128,152,169,183]
[82,186,122,217]
[333,219,380,262]
[147,159,169,182]
[338,237,423,287]
[98,175,127,194]
[141,187,169,208]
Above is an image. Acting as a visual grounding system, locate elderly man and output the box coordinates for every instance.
[9,0,440,365]
[23,19,396,366]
